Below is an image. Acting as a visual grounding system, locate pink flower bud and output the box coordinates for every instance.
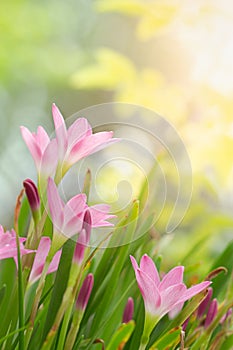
[76,274,94,311]
[204,298,218,328]
[220,308,232,325]
[122,297,134,323]
[197,287,213,318]
[23,179,40,213]
[73,210,92,265]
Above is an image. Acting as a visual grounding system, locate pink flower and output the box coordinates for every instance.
[47,177,88,238]
[52,103,117,173]
[47,178,115,239]
[0,225,33,261]
[20,125,58,177]
[130,254,211,320]
[29,236,61,285]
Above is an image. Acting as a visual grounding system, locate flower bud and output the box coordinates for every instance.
[197,287,213,319]
[204,298,218,328]
[122,297,134,323]
[23,179,40,222]
[76,274,94,311]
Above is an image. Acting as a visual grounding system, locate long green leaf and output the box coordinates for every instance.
[41,238,75,343]
[106,321,135,350]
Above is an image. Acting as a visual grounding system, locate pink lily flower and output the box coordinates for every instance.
[52,103,117,174]
[0,225,34,261]
[20,125,58,178]
[47,178,115,251]
[130,254,211,320]
[28,236,61,285]
[47,177,87,239]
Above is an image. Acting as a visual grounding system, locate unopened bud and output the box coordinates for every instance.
[23,179,40,223]
[122,297,134,323]
[76,274,94,311]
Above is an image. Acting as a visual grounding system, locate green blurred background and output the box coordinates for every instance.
[0,0,233,263]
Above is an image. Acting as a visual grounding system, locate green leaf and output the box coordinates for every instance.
[106,321,135,350]
[41,239,75,343]
[126,300,144,350]
[0,284,6,309]
[18,196,31,237]
[210,240,233,298]
[220,334,233,350]
[150,327,181,350]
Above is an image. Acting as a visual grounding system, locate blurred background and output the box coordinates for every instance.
[1,0,233,264]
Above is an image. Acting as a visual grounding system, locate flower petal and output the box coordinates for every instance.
[67,117,92,147]
[159,266,184,292]
[140,254,160,286]
[88,204,115,227]
[130,255,139,272]
[40,139,58,177]
[168,301,185,319]
[47,178,64,230]
[180,281,211,303]
[29,237,61,284]
[64,194,87,222]
[20,126,42,169]
[135,268,161,315]
[52,103,68,160]
[160,283,187,318]
[68,132,115,165]
[36,126,50,153]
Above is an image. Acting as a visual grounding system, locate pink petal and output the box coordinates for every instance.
[67,118,92,147]
[29,236,51,283]
[168,300,185,319]
[135,269,161,315]
[36,126,50,153]
[52,103,68,160]
[64,194,87,223]
[20,126,42,169]
[63,215,84,237]
[68,132,115,165]
[180,281,211,303]
[47,178,64,230]
[29,237,61,284]
[88,204,115,227]
[159,266,184,292]
[130,255,139,272]
[140,254,160,286]
[47,250,62,275]
[40,139,58,177]
[160,283,187,317]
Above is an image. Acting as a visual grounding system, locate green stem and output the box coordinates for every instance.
[24,254,52,347]
[44,264,81,350]
[64,310,82,350]
[16,230,25,350]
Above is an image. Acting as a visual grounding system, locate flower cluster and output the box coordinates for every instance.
[0,104,231,350]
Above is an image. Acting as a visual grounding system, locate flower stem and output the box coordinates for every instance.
[16,232,25,350]
[64,310,82,350]
[25,254,52,347]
